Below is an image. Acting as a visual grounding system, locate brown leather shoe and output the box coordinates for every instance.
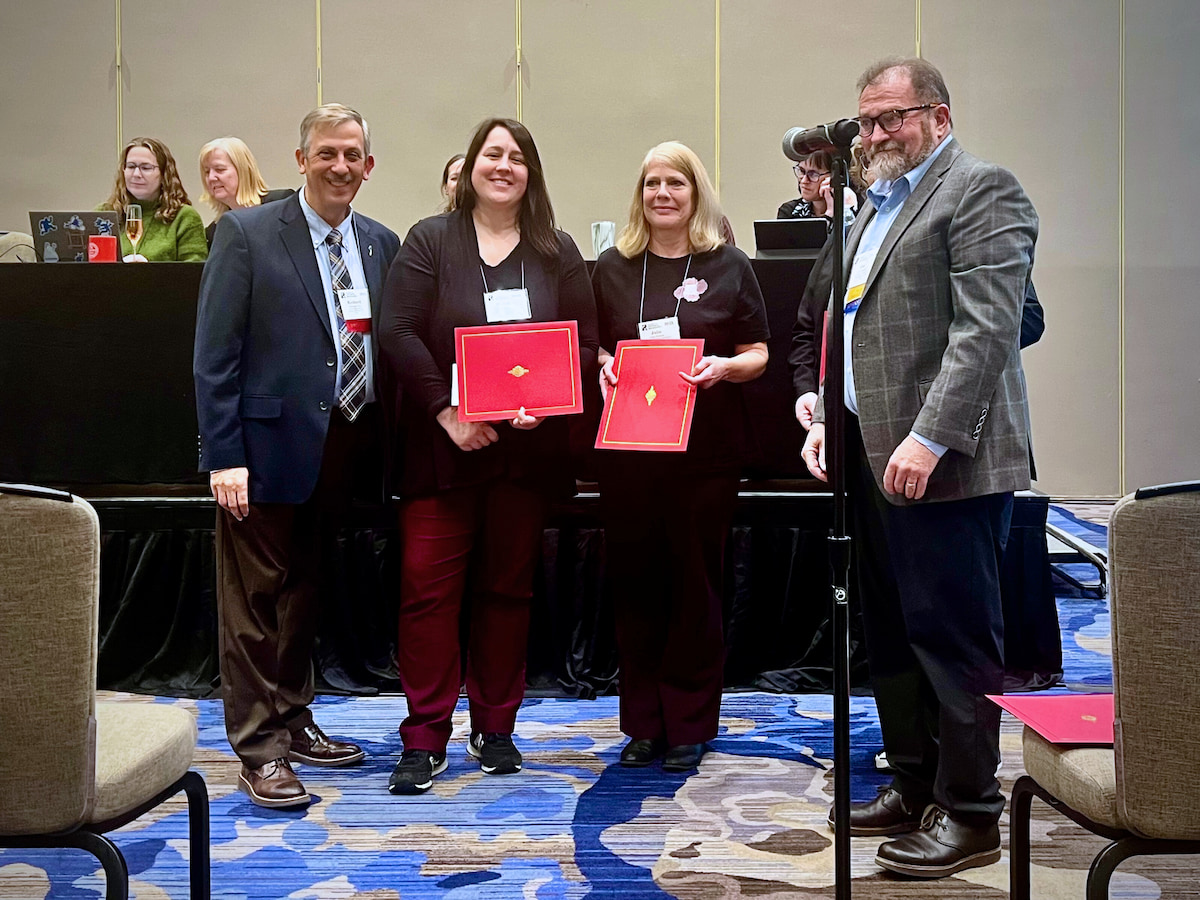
[875,806,1001,878]
[289,723,365,767]
[238,758,311,809]
[828,785,929,836]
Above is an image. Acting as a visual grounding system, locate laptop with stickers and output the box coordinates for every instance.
[27,210,122,262]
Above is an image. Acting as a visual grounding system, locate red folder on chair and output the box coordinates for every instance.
[595,339,704,451]
[987,693,1114,745]
[455,320,584,422]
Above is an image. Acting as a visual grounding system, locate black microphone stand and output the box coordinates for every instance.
[822,148,854,900]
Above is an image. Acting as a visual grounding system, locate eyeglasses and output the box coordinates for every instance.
[856,104,937,137]
[792,165,830,183]
[123,163,159,174]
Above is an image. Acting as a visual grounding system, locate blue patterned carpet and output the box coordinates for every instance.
[5,508,1168,899]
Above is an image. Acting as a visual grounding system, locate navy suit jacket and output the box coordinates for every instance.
[193,194,400,504]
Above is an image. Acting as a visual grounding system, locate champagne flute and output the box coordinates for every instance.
[124,204,143,257]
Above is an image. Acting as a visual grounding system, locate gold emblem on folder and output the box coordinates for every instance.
[508,365,529,378]
[645,385,657,406]
[1082,715,1097,722]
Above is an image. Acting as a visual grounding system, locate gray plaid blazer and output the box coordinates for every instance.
[817,137,1039,506]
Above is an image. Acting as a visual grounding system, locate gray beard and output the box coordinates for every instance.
[868,122,937,182]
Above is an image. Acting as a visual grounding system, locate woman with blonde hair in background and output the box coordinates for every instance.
[199,136,295,246]
[439,153,465,212]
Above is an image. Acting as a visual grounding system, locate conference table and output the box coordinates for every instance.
[0,260,1061,699]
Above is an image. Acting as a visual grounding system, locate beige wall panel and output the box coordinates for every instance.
[321,0,516,238]
[923,1,1122,497]
[0,6,116,230]
[1124,1,1200,489]
[720,0,915,250]
[521,0,716,252]
[121,1,317,225]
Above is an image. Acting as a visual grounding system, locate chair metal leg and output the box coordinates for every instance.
[1009,775,1036,900]
[64,830,129,900]
[180,770,211,900]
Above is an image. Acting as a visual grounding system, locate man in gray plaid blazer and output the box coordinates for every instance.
[804,57,1038,879]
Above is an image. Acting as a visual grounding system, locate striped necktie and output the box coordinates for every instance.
[325,229,367,421]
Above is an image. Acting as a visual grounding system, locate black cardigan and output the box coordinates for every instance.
[378,209,599,499]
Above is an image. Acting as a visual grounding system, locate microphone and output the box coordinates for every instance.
[782,119,860,160]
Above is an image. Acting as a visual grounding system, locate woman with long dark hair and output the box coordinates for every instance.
[379,118,598,795]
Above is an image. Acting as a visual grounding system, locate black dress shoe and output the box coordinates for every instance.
[289,723,365,767]
[875,807,1001,878]
[662,743,706,771]
[828,785,929,836]
[619,738,666,767]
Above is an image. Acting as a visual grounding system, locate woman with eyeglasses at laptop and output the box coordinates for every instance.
[777,149,859,224]
[98,137,207,262]
[199,137,295,248]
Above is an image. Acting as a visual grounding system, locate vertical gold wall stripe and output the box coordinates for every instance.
[315,0,323,105]
[714,0,721,196]
[1117,0,1126,494]
[515,0,524,120]
[915,0,922,57]
[114,0,123,154]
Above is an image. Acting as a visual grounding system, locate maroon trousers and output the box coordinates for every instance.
[216,409,372,768]
[396,480,545,753]
[600,470,740,746]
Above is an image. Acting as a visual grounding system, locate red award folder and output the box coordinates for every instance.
[594,339,704,452]
[455,320,584,422]
[987,693,1114,745]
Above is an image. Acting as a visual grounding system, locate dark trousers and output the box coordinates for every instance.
[600,469,739,746]
[847,419,1011,824]
[216,408,374,769]
[396,480,545,753]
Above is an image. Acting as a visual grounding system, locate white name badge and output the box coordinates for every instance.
[638,316,681,340]
[483,287,532,323]
[337,288,371,320]
[450,363,459,407]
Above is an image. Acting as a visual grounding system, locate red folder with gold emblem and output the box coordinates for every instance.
[987,693,1114,745]
[595,339,704,451]
[455,320,584,422]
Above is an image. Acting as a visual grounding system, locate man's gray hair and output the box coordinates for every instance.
[299,103,371,157]
[857,57,951,109]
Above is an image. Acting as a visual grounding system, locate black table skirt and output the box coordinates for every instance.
[92,492,1060,700]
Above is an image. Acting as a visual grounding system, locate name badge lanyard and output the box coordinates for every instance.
[638,251,691,327]
[480,261,526,299]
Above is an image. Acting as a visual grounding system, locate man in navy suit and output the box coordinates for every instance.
[194,104,400,809]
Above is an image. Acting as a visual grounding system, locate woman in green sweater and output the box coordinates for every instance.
[98,137,207,262]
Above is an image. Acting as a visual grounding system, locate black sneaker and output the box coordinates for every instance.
[467,732,523,774]
[388,749,447,795]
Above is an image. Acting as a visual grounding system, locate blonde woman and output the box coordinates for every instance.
[199,137,294,246]
[592,142,769,771]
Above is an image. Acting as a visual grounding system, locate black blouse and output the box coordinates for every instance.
[378,209,599,499]
[591,243,770,474]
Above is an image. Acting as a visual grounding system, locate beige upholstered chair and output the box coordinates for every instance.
[0,484,209,900]
[1010,481,1200,900]
[0,231,36,262]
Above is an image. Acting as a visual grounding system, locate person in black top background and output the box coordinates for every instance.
[199,136,294,247]
[378,117,598,795]
[592,141,769,772]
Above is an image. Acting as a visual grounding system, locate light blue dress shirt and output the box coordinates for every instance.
[843,133,953,457]
[298,188,375,405]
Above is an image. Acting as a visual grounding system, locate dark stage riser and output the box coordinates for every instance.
[2,261,1059,698]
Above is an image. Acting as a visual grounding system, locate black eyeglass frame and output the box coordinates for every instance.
[792,164,831,183]
[855,103,939,137]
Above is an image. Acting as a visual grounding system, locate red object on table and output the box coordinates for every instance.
[595,339,704,452]
[987,692,1114,745]
[454,320,584,422]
